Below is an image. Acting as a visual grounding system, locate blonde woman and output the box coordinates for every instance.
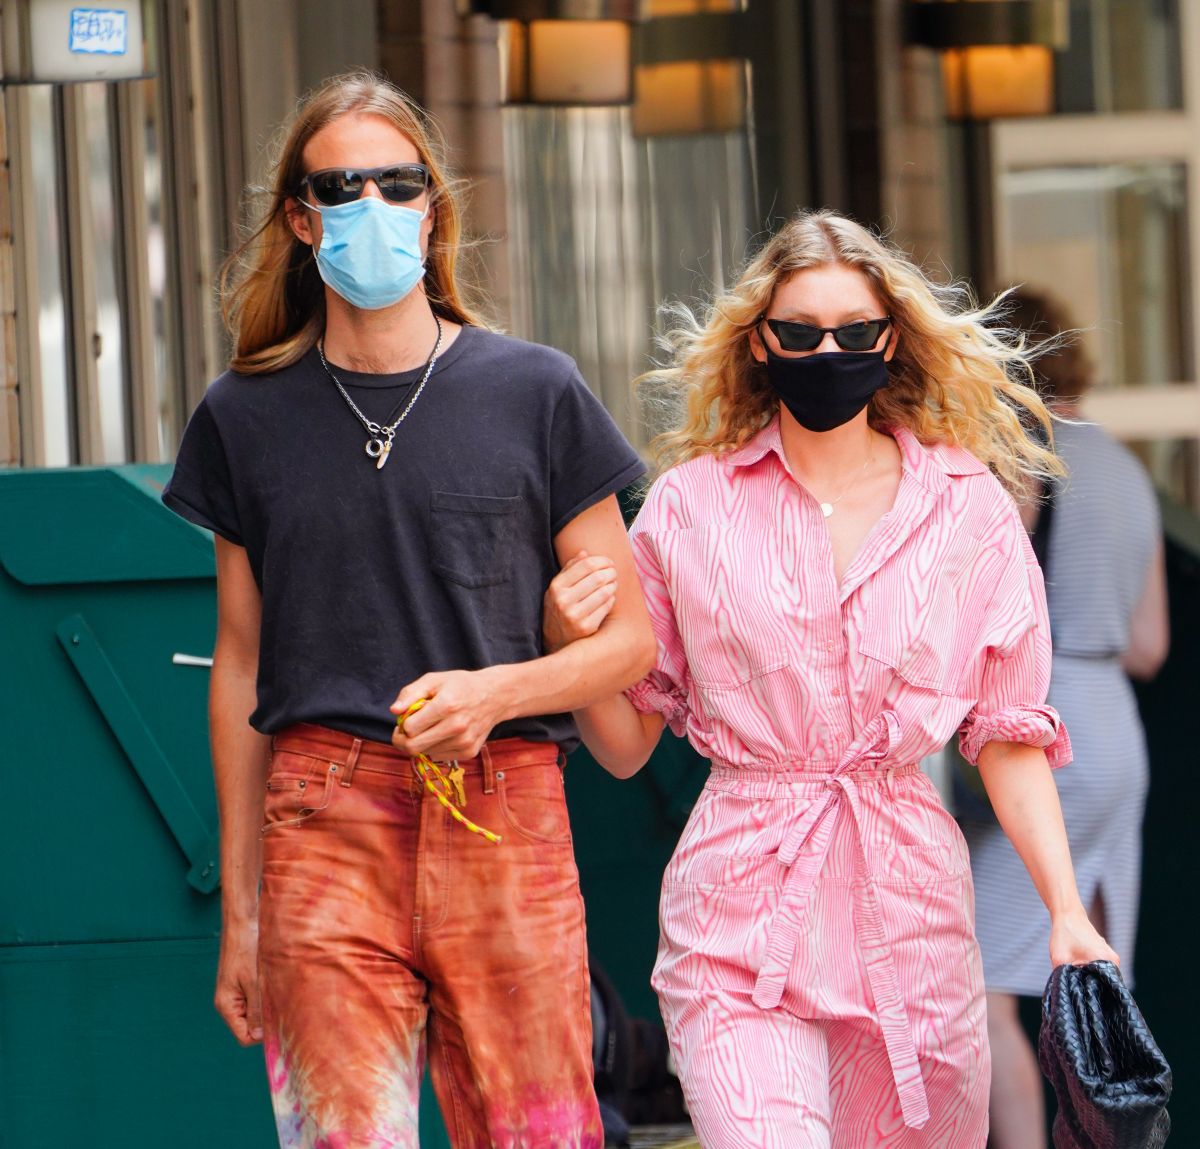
[162,73,653,1148]
[543,210,1116,1147]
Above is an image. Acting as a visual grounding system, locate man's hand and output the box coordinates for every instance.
[215,919,263,1046]
[543,549,618,653]
[391,667,509,760]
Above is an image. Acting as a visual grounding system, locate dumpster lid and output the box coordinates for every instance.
[0,466,215,585]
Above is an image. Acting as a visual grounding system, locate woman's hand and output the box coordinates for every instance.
[1050,904,1120,969]
[543,550,618,653]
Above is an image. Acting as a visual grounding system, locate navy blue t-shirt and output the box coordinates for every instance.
[163,324,646,749]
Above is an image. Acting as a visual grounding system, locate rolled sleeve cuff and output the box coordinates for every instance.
[959,705,1072,770]
[625,674,689,738]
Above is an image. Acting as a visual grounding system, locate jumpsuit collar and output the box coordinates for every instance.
[723,418,990,604]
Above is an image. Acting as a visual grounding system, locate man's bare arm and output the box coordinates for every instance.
[391,494,656,759]
[211,536,271,1045]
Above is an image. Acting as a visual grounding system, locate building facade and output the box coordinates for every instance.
[0,0,1195,512]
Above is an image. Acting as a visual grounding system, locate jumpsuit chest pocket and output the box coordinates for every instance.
[855,534,1000,696]
[429,490,522,589]
[660,525,790,693]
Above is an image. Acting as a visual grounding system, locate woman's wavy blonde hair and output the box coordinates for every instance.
[645,208,1064,493]
[219,71,489,375]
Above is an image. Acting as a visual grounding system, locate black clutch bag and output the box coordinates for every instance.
[1038,960,1172,1149]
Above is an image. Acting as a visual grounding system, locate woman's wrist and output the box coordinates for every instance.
[1048,897,1088,924]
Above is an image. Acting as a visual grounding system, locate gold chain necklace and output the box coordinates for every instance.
[817,449,873,518]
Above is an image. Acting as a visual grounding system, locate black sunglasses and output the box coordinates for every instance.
[300,163,431,207]
[761,315,892,353]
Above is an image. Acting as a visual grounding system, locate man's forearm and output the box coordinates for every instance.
[488,614,656,725]
[209,656,271,926]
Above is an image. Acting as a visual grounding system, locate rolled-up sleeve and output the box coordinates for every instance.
[624,526,691,738]
[958,523,1072,769]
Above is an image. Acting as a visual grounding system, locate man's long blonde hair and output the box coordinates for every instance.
[220,71,488,375]
[646,209,1063,493]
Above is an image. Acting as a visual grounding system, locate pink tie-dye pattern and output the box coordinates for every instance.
[626,421,1066,1147]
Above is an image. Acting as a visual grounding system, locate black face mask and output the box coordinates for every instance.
[762,348,890,433]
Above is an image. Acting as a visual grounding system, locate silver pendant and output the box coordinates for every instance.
[365,437,393,470]
[821,502,834,518]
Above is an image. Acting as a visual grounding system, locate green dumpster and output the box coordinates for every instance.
[0,465,449,1149]
[567,738,704,1025]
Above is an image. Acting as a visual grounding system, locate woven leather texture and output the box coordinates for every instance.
[1038,960,1172,1148]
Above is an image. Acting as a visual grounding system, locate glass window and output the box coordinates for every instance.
[503,106,756,444]
[999,162,1190,391]
[1055,0,1183,114]
[81,82,129,464]
[28,87,72,466]
[138,75,177,458]
[10,3,224,469]
[1128,438,1199,511]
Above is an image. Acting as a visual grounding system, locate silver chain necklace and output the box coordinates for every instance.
[316,315,443,471]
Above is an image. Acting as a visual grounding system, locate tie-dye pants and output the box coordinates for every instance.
[257,723,604,1149]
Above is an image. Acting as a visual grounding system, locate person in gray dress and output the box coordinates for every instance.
[959,289,1170,1149]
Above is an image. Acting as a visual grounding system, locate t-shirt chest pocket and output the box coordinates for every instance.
[430,490,523,588]
[661,525,790,691]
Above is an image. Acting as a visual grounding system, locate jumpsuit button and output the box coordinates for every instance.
[832,686,842,697]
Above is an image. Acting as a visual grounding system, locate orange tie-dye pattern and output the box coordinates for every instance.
[257,725,603,1149]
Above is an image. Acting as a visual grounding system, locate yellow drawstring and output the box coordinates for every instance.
[398,700,503,845]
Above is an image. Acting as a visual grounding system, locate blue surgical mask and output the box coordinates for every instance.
[305,197,428,310]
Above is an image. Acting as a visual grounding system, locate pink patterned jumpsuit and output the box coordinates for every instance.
[625,420,1070,1148]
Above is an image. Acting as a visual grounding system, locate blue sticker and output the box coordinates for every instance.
[69,8,129,56]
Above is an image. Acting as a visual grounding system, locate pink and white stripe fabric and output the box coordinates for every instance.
[625,419,1069,1147]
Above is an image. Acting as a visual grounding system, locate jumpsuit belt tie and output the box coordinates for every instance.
[748,713,932,1131]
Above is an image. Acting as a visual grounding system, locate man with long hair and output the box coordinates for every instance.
[163,72,653,1148]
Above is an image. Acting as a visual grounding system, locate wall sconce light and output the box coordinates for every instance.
[907,0,1069,120]
[0,0,156,83]
[467,0,639,106]
[632,2,748,137]
[503,17,634,105]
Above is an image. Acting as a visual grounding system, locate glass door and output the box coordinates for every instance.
[988,1,1200,510]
